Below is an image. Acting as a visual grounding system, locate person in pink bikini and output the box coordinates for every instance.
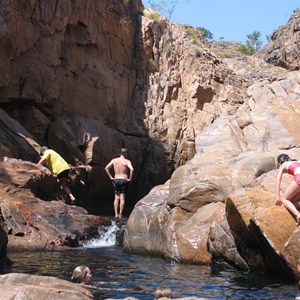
[275,153,300,225]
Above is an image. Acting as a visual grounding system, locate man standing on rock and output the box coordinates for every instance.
[105,148,134,219]
[38,146,76,204]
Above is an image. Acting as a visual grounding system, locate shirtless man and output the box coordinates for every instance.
[105,148,134,219]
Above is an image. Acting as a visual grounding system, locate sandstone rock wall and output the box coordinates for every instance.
[0,273,94,300]
[0,0,152,211]
[1,0,300,280]
[124,70,300,280]
[257,8,300,70]
[0,0,250,211]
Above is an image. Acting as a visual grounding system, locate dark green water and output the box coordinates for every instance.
[9,246,299,300]
[6,221,299,299]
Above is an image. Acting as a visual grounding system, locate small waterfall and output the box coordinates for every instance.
[83,221,118,248]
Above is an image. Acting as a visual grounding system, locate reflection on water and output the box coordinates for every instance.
[8,222,299,299]
[9,247,298,300]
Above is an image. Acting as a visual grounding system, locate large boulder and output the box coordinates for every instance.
[0,159,110,251]
[0,273,93,300]
[0,188,109,251]
[0,225,12,274]
[257,8,300,70]
[281,227,300,281]
[124,71,300,280]
[123,182,170,255]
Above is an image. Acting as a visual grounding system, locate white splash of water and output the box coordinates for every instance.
[83,221,118,248]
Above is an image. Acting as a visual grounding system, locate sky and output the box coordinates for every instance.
[142,0,299,45]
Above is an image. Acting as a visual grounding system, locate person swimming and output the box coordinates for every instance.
[71,266,92,285]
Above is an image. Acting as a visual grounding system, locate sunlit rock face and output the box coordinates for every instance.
[0,0,249,212]
[124,70,300,279]
[0,157,111,251]
[0,0,150,210]
[1,0,300,281]
[1,1,292,211]
[257,8,300,70]
[0,273,94,300]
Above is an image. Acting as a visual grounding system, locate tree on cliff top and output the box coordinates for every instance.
[237,30,263,55]
[147,0,190,18]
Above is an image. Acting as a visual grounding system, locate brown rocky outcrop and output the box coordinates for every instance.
[0,0,148,210]
[124,70,300,280]
[0,157,110,251]
[1,0,300,284]
[1,0,295,212]
[0,224,12,274]
[0,273,94,300]
[0,0,251,212]
[257,8,300,70]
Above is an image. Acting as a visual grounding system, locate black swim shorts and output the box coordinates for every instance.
[113,179,129,195]
[57,169,69,179]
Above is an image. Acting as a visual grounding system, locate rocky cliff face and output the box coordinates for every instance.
[0,0,146,211]
[123,8,300,280]
[124,70,300,280]
[257,8,300,70]
[0,0,248,211]
[0,0,300,279]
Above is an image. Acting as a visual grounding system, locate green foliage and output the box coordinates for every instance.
[185,26,199,44]
[195,48,202,58]
[149,57,155,65]
[237,44,256,55]
[223,51,232,58]
[162,41,172,57]
[120,17,130,34]
[148,57,156,72]
[148,12,161,24]
[246,31,263,50]
[196,27,213,40]
[185,26,213,43]
[237,30,263,55]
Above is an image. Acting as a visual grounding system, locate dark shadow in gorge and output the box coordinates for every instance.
[0,0,180,217]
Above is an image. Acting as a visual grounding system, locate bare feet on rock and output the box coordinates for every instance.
[70,195,76,204]
[296,214,300,226]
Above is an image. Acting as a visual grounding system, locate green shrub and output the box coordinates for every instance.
[223,51,232,58]
[237,31,262,55]
[120,17,130,34]
[237,44,256,55]
[196,27,213,40]
[162,41,172,57]
[149,12,161,24]
[185,26,199,44]
[195,48,202,58]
